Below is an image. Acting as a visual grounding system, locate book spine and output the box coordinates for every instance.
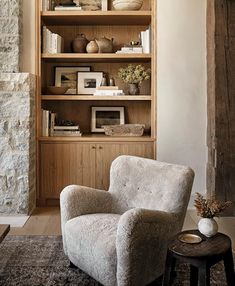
[57,35,62,53]
[51,33,57,54]
[50,113,56,136]
[102,0,108,11]
[46,28,51,53]
[45,110,49,136]
[42,26,47,53]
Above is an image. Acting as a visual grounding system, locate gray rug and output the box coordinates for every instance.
[0,236,233,286]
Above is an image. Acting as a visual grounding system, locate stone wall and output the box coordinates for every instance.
[0,73,36,214]
[0,0,36,215]
[0,0,22,72]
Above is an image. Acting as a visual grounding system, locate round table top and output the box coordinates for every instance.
[168,229,231,258]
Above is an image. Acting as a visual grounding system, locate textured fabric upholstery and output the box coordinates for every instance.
[60,155,194,286]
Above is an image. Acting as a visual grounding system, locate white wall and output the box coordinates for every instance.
[157,0,207,206]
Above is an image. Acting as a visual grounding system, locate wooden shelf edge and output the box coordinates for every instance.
[41,11,152,16]
[38,136,156,143]
[41,95,152,101]
[41,53,151,59]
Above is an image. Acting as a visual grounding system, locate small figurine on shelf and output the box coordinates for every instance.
[118,64,150,95]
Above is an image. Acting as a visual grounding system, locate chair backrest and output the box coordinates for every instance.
[109,156,194,218]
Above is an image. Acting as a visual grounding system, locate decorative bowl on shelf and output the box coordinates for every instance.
[113,0,143,11]
[47,86,69,95]
[103,124,145,136]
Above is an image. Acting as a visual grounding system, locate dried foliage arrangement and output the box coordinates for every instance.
[194,193,231,218]
[118,64,150,85]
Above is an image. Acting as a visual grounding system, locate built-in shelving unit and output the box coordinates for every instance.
[36,0,156,206]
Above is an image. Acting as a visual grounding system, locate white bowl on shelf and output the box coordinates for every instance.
[113,0,143,11]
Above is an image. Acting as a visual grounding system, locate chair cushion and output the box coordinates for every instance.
[65,213,121,286]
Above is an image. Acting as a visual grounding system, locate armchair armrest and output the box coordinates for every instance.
[116,208,179,285]
[60,185,112,254]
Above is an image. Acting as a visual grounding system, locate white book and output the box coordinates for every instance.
[50,113,56,136]
[54,126,80,130]
[53,131,82,137]
[94,90,125,96]
[46,28,52,53]
[121,47,143,52]
[145,27,151,53]
[54,6,82,10]
[42,109,49,136]
[101,0,108,11]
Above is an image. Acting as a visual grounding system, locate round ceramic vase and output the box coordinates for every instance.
[198,218,218,237]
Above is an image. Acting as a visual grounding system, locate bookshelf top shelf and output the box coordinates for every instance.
[41,11,152,26]
[41,95,152,101]
[41,53,152,63]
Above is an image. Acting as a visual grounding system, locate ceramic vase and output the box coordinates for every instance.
[86,40,99,53]
[128,83,140,95]
[72,34,89,53]
[198,218,218,237]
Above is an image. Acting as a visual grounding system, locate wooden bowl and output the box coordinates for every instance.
[113,0,143,11]
[47,86,69,95]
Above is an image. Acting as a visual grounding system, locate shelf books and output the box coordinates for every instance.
[141,26,151,54]
[116,46,143,54]
[54,6,82,10]
[41,0,50,11]
[53,126,82,137]
[42,27,64,54]
[94,86,125,96]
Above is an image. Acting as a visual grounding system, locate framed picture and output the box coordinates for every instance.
[55,66,91,94]
[77,72,103,95]
[91,106,125,132]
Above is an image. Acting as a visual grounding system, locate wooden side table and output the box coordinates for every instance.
[162,229,235,286]
[0,224,10,244]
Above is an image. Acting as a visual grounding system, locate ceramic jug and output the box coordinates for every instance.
[72,34,89,53]
[95,37,114,53]
[86,40,99,53]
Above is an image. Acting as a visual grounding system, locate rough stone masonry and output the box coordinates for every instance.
[0,0,36,214]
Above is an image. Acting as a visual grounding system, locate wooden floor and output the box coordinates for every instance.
[9,207,235,251]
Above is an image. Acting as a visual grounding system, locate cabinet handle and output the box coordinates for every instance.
[92,146,96,149]
[99,146,103,150]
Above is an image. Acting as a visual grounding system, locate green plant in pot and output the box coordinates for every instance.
[118,64,150,95]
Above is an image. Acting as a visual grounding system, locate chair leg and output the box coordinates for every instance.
[162,251,176,286]
[190,265,198,286]
[223,248,235,286]
[69,261,78,269]
[198,263,210,286]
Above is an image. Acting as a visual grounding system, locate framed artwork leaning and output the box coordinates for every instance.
[55,66,91,94]
[77,72,103,95]
[91,106,125,132]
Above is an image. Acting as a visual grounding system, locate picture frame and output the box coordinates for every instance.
[55,66,91,94]
[91,106,125,133]
[77,72,103,95]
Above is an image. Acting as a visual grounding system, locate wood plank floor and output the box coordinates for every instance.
[9,207,235,251]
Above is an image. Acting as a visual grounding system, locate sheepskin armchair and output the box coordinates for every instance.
[60,155,194,286]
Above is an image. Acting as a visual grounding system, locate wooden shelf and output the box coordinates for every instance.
[41,11,152,26]
[39,134,155,142]
[41,95,152,101]
[41,53,151,63]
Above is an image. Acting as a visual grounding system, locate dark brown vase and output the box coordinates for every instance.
[72,34,89,53]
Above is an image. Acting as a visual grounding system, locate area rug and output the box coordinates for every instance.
[0,236,233,286]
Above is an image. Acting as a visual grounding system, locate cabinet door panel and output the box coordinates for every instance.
[40,143,96,199]
[96,142,154,190]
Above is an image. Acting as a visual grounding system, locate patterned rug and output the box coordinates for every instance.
[0,236,233,286]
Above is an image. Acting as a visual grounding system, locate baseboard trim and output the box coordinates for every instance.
[0,216,30,227]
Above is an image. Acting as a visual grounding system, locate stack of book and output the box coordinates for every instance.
[140,26,151,54]
[53,126,82,137]
[116,45,143,54]
[94,86,125,96]
[54,4,82,11]
[43,27,64,54]
[41,110,82,137]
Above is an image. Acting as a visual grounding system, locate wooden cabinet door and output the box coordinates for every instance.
[95,142,154,190]
[40,143,96,200]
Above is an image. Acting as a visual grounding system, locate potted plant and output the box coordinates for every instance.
[194,193,231,237]
[118,64,150,95]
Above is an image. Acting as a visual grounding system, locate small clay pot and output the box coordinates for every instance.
[128,83,140,95]
[86,40,99,53]
[95,37,114,53]
[72,34,89,53]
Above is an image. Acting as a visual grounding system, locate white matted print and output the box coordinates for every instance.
[77,72,103,95]
[55,66,90,94]
[91,106,125,132]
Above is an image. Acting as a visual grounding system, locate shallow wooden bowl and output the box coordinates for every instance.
[47,86,69,95]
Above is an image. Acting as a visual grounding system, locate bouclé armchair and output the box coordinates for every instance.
[60,155,194,286]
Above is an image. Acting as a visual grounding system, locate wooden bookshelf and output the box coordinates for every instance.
[36,0,156,206]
